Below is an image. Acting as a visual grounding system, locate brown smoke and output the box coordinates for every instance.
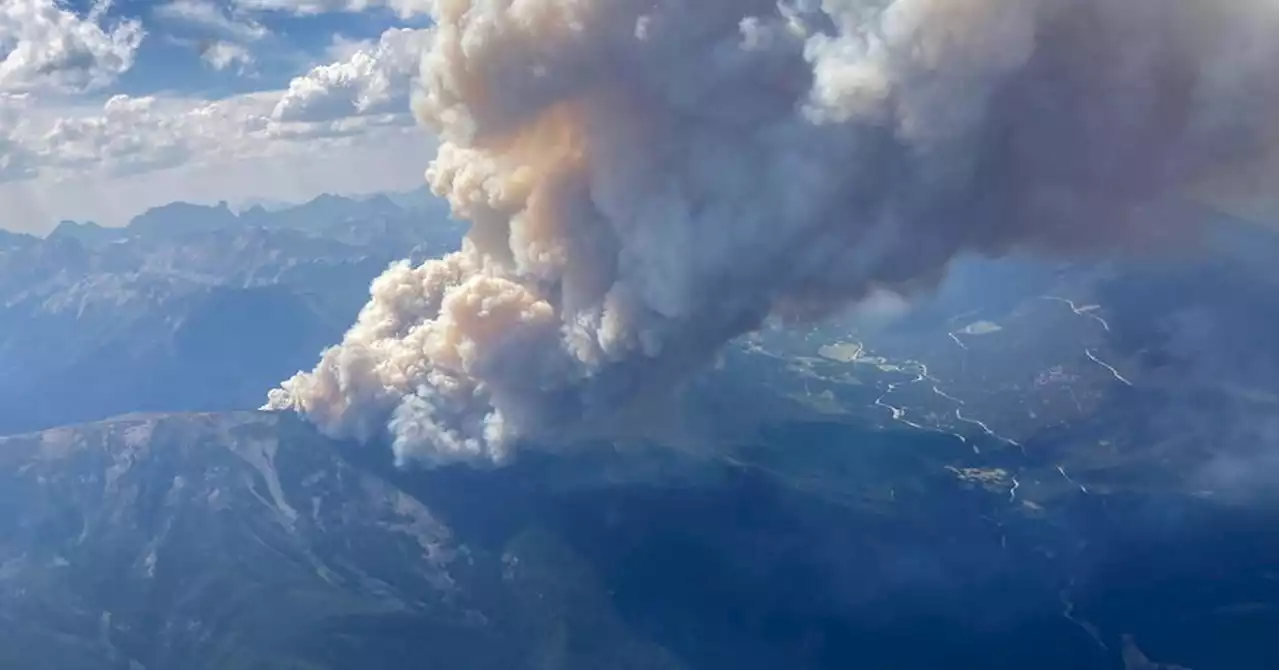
[266,0,1278,466]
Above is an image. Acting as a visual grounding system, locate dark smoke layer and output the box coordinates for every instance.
[266,0,1278,466]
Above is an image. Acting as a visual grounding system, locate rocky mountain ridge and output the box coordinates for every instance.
[0,191,465,436]
[0,410,685,670]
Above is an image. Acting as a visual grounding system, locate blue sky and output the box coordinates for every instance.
[0,0,439,232]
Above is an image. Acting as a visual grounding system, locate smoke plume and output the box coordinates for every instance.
[265,0,1277,466]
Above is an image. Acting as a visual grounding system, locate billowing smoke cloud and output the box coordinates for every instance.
[265,0,1277,467]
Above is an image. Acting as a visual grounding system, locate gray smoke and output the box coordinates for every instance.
[265,0,1278,466]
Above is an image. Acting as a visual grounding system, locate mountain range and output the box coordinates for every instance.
[0,191,465,436]
[0,410,689,670]
[0,196,1274,669]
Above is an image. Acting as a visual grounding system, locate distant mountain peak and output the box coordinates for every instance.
[47,219,125,247]
[0,227,37,247]
[0,194,467,437]
[128,200,240,237]
[305,193,350,206]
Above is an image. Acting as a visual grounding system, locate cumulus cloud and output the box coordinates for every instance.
[200,40,254,71]
[0,135,36,181]
[0,1,444,230]
[154,0,267,73]
[0,120,430,231]
[28,91,406,176]
[265,0,1277,468]
[0,94,38,180]
[271,27,431,124]
[233,0,434,20]
[28,92,274,176]
[3,22,434,184]
[154,0,268,42]
[0,0,144,92]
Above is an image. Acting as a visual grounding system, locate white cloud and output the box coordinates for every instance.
[0,20,438,232]
[272,27,430,123]
[0,123,433,231]
[154,0,268,42]
[233,0,434,19]
[0,0,145,93]
[153,0,266,73]
[0,95,38,180]
[325,33,374,61]
[6,25,431,184]
[201,40,254,71]
[0,88,429,230]
[27,92,274,177]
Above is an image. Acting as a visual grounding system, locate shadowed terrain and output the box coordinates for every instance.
[0,200,1273,669]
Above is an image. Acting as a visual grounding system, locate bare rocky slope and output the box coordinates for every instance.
[0,411,685,670]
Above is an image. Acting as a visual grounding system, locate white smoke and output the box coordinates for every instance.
[266,0,1277,467]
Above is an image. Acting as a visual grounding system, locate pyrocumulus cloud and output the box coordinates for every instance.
[266,0,1277,467]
